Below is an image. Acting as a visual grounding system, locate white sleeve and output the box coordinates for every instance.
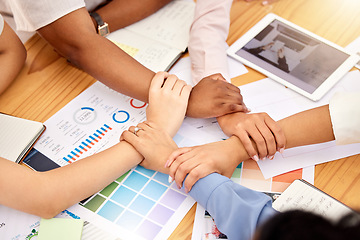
[188,0,232,85]
[5,0,86,32]
[329,91,360,145]
[0,14,4,35]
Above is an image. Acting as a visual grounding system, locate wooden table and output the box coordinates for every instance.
[0,0,359,239]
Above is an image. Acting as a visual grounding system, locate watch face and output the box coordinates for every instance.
[98,23,110,37]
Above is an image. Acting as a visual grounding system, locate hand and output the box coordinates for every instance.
[217,112,286,161]
[186,73,248,118]
[165,137,242,192]
[278,47,285,58]
[146,71,192,137]
[121,122,178,173]
[263,42,274,50]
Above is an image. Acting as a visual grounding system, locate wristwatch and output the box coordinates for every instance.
[90,12,110,37]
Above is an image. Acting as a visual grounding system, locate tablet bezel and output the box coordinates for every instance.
[227,13,359,101]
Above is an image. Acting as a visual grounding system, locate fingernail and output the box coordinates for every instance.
[164,160,169,168]
[252,155,259,162]
[185,187,189,193]
[262,1,269,5]
[247,108,251,112]
[168,176,173,183]
[269,155,274,160]
[279,147,285,154]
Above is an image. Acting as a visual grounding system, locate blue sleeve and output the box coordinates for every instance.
[189,173,278,240]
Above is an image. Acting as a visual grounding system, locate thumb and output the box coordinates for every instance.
[121,130,140,150]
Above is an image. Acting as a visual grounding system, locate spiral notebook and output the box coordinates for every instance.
[272,179,355,222]
[0,113,45,163]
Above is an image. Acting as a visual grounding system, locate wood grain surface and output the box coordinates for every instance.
[0,0,358,239]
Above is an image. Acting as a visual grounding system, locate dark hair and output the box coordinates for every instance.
[255,210,360,240]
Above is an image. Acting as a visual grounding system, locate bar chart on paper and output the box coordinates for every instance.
[35,82,148,166]
[33,82,197,240]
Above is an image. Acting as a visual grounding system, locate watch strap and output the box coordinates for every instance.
[90,12,105,29]
[90,12,109,36]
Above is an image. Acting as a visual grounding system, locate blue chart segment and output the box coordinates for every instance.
[112,110,130,123]
[81,165,188,240]
[74,107,97,124]
[62,124,112,163]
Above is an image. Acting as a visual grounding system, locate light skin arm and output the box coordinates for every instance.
[0,21,26,94]
[0,72,190,218]
[167,105,335,191]
[0,143,142,218]
[217,112,286,161]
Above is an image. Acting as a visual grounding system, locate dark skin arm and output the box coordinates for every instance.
[38,8,154,102]
[90,0,173,31]
[38,7,246,118]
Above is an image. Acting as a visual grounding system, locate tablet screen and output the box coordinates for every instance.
[234,19,350,94]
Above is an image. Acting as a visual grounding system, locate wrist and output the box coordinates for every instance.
[226,136,249,163]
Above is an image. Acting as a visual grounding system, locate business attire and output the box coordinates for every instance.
[329,92,360,145]
[188,0,233,84]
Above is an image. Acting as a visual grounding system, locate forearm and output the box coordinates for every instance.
[0,22,26,94]
[189,173,277,239]
[42,141,142,216]
[220,105,335,161]
[189,0,232,84]
[93,0,172,31]
[38,8,154,102]
[278,105,334,148]
[70,34,154,102]
[0,141,142,218]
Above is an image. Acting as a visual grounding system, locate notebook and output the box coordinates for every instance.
[272,179,355,222]
[0,113,45,163]
[106,0,195,72]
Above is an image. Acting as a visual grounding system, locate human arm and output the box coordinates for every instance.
[0,141,142,218]
[188,0,232,84]
[89,0,172,31]
[0,72,189,218]
[189,173,277,240]
[186,73,248,118]
[37,7,246,118]
[38,7,154,103]
[167,105,335,191]
[0,17,26,94]
[121,123,277,240]
[217,112,286,161]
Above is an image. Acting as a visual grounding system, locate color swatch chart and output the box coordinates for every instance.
[34,81,147,167]
[68,124,209,240]
[231,160,306,193]
[80,165,191,240]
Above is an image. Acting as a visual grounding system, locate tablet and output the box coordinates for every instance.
[227,13,359,101]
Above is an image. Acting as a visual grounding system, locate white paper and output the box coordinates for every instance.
[272,180,353,222]
[169,55,248,86]
[242,70,360,178]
